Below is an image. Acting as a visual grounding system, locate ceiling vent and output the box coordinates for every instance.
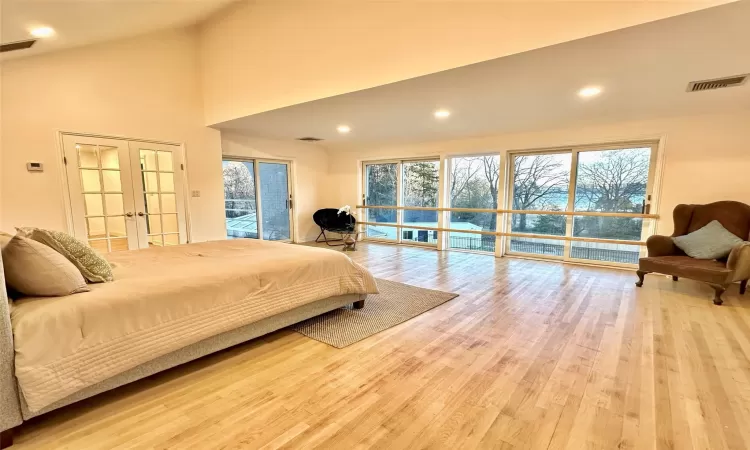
[687,74,748,92]
[0,39,36,53]
[296,137,324,142]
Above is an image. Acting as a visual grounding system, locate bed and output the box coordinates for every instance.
[0,239,378,447]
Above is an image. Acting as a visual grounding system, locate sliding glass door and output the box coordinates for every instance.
[258,162,292,241]
[222,158,293,242]
[363,159,440,245]
[506,143,657,265]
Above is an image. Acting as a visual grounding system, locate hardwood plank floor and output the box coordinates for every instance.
[12,242,750,449]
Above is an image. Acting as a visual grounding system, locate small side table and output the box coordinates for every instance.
[341,231,362,251]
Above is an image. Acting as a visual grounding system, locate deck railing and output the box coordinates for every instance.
[357,205,658,253]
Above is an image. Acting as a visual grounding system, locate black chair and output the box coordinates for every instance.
[314,208,356,246]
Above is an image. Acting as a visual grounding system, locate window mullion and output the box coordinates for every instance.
[563,150,579,261]
[396,161,403,244]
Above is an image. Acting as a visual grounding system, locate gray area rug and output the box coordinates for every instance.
[292,279,459,348]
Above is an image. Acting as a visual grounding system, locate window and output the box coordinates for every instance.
[364,163,398,240]
[506,144,657,265]
[363,159,440,245]
[570,147,653,264]
[359,142,657,266]
[447,155,501,252]
[508,152,571,257]
[223,158,293,241]
[401,160,439,244]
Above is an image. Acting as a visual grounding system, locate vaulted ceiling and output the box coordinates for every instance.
[0,0,234,60]
[215,1,750,149]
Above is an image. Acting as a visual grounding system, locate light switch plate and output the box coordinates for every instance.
[191,190,201,198]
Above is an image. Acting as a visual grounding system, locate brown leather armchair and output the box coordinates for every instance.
[636,201,750,305]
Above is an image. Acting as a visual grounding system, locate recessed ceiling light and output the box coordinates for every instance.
[30,26,55,38]
[434,109,451,118]
[337,125,351,134]
[578,86,602,98]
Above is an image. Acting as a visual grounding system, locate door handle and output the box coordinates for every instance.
[137,212,145,217]
[126,212,134,217]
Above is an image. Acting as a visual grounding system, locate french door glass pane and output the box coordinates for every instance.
[448,155,500,252]
[223,160,258,239]
[138,147,180,247]
[402,161,439,244]
[509,153,571,256]
[571,147,652,264]
[258,162,291,241]
[365,163,398,240]
[77,142,129,253]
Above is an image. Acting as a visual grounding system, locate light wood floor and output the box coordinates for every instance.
[13,242,750,449]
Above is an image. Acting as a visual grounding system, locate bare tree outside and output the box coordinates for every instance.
[223,161,256,219]
[448,156,500,251]
[511,154,571,234]
[573,148,651,241]
[574,148,650,213]
[450,158,482,205]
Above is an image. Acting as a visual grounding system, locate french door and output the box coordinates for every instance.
[505,142,658,266]
[222,158,293,242]
[62,134,188,252]
[362,159,440,245]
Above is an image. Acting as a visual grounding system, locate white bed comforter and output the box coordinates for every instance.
[11,240,378,412]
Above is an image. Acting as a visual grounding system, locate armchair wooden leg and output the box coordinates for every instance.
[1,429,13,449]
[709,284,726,305]
[741,280,747,295]
[635,271,647,287]
[672,276,679,281]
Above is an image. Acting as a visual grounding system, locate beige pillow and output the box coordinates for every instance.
[2,235,89,297]
[17,227,113,283]
[0,232,12,251]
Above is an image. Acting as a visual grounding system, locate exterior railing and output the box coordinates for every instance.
[357,205,657,248]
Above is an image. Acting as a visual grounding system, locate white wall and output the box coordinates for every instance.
[220,133,330,242]
[0,28,226,242]
[198,0,726,125]
[326,112,750,236]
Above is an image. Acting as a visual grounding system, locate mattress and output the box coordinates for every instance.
[10,239,378,412]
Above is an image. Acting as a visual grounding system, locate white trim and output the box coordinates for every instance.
[55,132,75,234]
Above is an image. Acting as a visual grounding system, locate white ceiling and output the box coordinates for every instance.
[0,0,234,60]
[216,1,750,149]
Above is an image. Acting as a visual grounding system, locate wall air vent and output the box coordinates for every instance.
[297,137,324,142]
[687,74,748,92]
[0,39,36,53]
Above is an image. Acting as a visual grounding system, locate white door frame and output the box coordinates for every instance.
[57,131,192,244]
